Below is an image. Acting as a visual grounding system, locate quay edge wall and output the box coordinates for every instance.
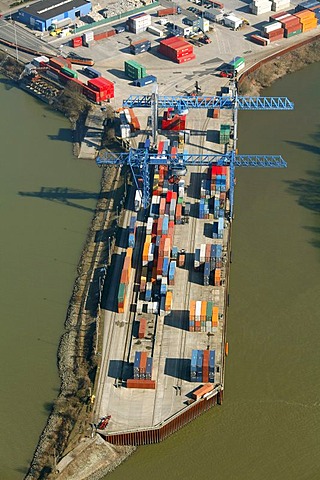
[238,33,320,85]
[101,390,223,446]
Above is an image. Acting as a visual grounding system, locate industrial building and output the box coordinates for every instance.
[17,0,92,32]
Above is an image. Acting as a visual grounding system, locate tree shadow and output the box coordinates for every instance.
[284,135,320,249]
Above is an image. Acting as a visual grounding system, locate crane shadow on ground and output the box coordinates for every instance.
[164,358,191,381]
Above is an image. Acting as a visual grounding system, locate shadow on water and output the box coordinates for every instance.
[48,128,73,142]
[284,135,320,249]
[18,186,122,213]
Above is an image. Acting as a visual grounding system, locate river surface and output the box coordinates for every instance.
[105,63,320,480]
[0,77,101,479]
[0,62,319,480]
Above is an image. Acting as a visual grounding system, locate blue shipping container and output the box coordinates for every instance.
[128,233,135,248]
[84,66,101,78]
[162,257,169,277]
[146,357,153,379]
[204,261,210,276]
[197,350,203,370]
[209,350,215,370]
[129,215,137,233]
[134,351,141,370]
[134,75,157,87]
[160,295,166,312]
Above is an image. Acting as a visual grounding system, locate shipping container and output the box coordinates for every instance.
[133,75,157,87]
[72,36,83,48]
[192,383,214,400]
[127,379,156,389]
[83,66,101,78]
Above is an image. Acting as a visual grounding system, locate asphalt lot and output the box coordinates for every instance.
[43,0,314,109]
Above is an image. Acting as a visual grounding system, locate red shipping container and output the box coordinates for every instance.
[94,31,108,41]
[138,318,147,339]
[72,36,83,48]
[176,54,196,64]
[88,77,114,91]
[83,86,101,103]
[127,379,156,389]
[49,56,72,70]
[139,351,148,372]
[175,203,182,220]
[269,33,285,42]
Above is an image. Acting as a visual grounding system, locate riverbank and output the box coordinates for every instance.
[11,34,319,480]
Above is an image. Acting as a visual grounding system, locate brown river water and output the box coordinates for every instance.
[0,62,319,479]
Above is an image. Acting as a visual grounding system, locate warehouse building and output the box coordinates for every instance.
[17,0,92,32]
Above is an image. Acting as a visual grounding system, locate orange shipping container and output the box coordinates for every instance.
[212,306,219,327]
[165,291,173,311]
[127,379,156,389]
[175,203,182,218]
[192,383,214,400]
[139,351,148,372]
[213,108,220,119]
[189,300,196,320]
[203,349,210,367]
[201,301,207,322]
[214,268,221,286]
[143,242,150,261]
[138,318,147,339]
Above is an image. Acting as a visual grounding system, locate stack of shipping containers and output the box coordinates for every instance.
[293,9,318,30]
[117,248,133,313]
[260,21,285,41]
[124,60,147,80]
[87,77,114,101]
[128,215,137,248]
[127,13,152,33]
[189,300,219,333]
[219,124,231,144]
[190,349,216,383]
[158,37,196,64]
[127,351,155,389]
[130,39,152,55]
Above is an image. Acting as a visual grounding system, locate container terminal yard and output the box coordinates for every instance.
[89,80,294,444]
[0,0,317,470]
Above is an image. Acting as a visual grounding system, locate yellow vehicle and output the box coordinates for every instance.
[49,27,62,36]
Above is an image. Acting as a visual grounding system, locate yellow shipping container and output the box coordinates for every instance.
[165,291,173,311]
[212,306,219,326]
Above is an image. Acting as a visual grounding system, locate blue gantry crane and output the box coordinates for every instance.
[96,86,293,218]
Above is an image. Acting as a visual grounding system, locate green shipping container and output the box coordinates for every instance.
[284,29,302,38]
[61,67,78,79]
[124,60,147,80]
[118,283,126,302]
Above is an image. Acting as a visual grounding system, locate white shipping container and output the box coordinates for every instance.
[263,21,282,32]
[200,244,206,263]
[224,14,243,29]
[147,25,164,37]
[272,3,290,10]
[153,302,159,314]
[137,300,143,315]
[147,302,153,314]
[120,124,131,139]
[195,301,202,321]
[83,31,94,42]
[146,217,153,235]
[148,243,154,262]
[32,55,49,67]
[179,186,184,198]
